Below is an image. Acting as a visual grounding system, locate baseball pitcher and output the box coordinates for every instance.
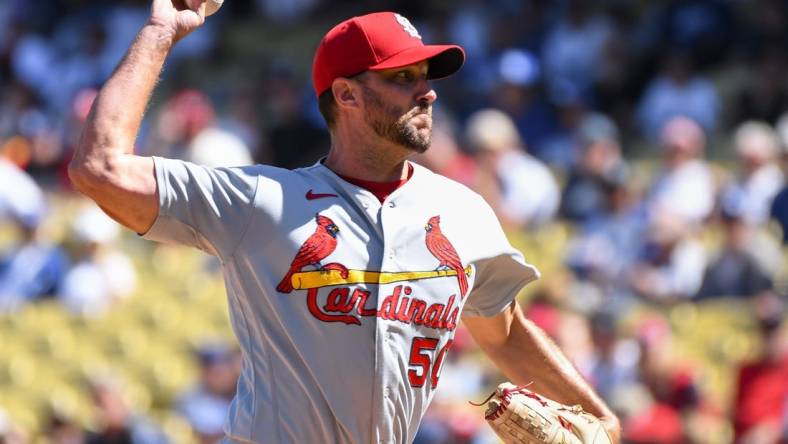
[69,0,620,443]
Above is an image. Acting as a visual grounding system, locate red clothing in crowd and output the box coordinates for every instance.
[734,356,788,441]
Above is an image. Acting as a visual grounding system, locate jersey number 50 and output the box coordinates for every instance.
[407,337,454,389]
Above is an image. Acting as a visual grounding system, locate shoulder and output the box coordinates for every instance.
[241,161,331,181]
[156,158,321,186]
[409,162,499,229]
[152,158,338,209]
[411,161,490,208]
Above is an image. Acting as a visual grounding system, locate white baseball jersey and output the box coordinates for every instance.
[143,157,539,444]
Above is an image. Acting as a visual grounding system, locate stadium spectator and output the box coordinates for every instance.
[629,211,707,303]
[0,408,28,444]
[560,112,629,223]
[541,0,613,106]
[0,83,46,150]
[586,312,639,402]
[636,51,720,139]
[220,85,265,165]
[0,135,45,227]
[41,408,85,444]
[47,20,109,112]
[696,203,776,300]
[564,167,645,311]
[258,65,330,169]
[466,108,560,230]
[733,295,788,443]
[482,48,559,164]
[9,31,58,110]
[58,205,137,317]
[148,90,252,168]
[0,216,68,312]
[720,121,784,226]
[622,392,687,444]
[176,343,240,444]
[646,116,715,226]
[656,1,734,65]
[615,315,689,444]
[0,144,68,310]
[770,112,788,243]
[731,50,788,127]
[537,87,592,171]
[637,314,703,416]
[86,376,169,444]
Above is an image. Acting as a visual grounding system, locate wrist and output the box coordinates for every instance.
[141,22,178,47]
[601,415,621,444]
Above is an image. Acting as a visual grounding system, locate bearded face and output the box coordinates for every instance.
[360,83,432,153]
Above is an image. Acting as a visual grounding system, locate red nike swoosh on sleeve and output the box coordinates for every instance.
[306,189,339,200]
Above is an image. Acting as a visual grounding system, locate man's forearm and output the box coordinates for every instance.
[483,307,616,422]
[73,25,174,168]
[68,23,175,233]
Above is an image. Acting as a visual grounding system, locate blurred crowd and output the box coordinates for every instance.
[1,0,788,443]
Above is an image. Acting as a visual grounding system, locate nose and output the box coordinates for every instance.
[415,79,437,105]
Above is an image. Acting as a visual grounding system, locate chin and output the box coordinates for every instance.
[390,121,431,153]
[406,139,431,154]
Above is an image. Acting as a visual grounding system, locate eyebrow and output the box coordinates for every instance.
[383,66,429,77]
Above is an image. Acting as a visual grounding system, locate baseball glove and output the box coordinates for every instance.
[471,382,612,444]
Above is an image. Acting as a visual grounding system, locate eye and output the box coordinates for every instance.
[394,70,415,82]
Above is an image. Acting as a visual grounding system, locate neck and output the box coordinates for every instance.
[324,131,412,182]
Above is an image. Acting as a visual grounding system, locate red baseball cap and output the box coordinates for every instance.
[312,12,465,96]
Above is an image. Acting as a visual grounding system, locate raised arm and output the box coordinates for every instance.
[463,301,621,443]
[68,0,207,233]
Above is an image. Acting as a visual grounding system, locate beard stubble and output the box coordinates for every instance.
[361,84,432,153]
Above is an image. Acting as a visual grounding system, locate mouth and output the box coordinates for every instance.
[410,113,432,129]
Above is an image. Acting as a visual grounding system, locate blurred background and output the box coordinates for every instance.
[0,0,787,443]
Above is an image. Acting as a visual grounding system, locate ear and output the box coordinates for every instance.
[332,78,361,110]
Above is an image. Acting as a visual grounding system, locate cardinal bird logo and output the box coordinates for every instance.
[277,214,348,293]
[425,215,468,298]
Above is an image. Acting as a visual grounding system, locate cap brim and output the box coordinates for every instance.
[369,45,465,80]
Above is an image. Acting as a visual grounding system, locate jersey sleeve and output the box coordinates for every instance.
[141,157,259,260]
[462,195,540,317]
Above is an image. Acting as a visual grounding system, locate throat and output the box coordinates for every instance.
[339,164,414,203]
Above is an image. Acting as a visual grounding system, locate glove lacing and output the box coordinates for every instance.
[470,383,585,426]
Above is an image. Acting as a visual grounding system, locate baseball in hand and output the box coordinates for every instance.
[205,0,224,16]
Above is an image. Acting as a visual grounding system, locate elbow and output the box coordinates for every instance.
[67,157,99,195]
[67,149,115,196]
[67,160,89,194]
[69,135,94,193]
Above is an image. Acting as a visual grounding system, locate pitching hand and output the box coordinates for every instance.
[148,0,207,43]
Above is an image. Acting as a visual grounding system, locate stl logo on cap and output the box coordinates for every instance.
[395,13,421,39]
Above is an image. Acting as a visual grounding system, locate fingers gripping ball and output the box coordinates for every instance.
[205,0,223,16]
[472,383,612,444]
